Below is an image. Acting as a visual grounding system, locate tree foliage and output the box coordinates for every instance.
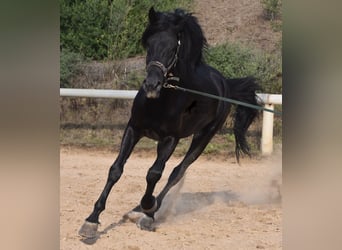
[60,0,192,60]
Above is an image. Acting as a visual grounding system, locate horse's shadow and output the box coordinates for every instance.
[80,190,237,244]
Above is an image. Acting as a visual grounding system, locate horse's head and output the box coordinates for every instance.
[141,7,183,98]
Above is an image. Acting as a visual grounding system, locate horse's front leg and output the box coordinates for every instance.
[79,125,141,238]
[136,136,179,231]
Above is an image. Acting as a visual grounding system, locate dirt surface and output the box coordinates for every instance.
[194,0,281,52]
[60,147,282,249]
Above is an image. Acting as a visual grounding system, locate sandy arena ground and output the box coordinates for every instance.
[60,147,281,249]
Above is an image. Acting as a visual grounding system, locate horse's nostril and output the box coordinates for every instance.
[144,78,161,89]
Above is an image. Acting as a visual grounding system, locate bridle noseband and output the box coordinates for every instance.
[146,40,181,78]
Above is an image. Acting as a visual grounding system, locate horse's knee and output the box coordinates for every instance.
[108,164,123,181]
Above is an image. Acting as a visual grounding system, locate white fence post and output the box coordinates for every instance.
[257,93,282,155]
[261,103,274,155]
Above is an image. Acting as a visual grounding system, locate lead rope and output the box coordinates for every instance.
[163,81,282,116]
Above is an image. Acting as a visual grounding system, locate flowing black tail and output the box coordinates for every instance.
[227,77,261,163]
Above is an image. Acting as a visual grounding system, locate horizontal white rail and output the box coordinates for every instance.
[60,88,281,104]
[60,88,138,99]
[257,93,282,105]
[60,88,282,155]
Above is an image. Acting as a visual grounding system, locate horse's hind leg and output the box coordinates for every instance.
[135,136,179,230]
[154,122,223,219]
[134,122,221,230]
[79,125,141,238]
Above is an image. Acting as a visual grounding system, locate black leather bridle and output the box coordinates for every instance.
[145,39,181,78]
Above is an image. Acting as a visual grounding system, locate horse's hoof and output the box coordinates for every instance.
[137,215,155,231]
[123,210,145,223]
[78,221,99,238]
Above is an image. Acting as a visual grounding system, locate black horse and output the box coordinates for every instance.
[79,7,260,237]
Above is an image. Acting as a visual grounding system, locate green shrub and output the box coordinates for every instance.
[60,0,193,60]
[206,43,282,93]
[60,0,112,60]
[255,51,282,93]
[111,0,193,59]
[206,43,257,78]
[60,49,84,88]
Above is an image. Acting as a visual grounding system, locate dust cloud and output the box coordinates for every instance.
[238,153,282,205]
[155,153,282,223]
[155,175,186,222]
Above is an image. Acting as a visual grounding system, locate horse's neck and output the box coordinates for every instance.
[174,61,197,82]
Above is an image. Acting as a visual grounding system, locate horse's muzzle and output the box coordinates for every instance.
[143,77,162,99]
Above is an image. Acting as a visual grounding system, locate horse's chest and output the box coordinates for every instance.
[142,102,213,137]
[131,93,217,138]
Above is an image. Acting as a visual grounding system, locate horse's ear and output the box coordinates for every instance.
[174,9,188,32]
[148,7,158,23]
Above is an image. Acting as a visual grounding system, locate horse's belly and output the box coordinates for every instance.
[139,118,193,140]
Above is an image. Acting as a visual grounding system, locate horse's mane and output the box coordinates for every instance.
[142,9,207,69]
